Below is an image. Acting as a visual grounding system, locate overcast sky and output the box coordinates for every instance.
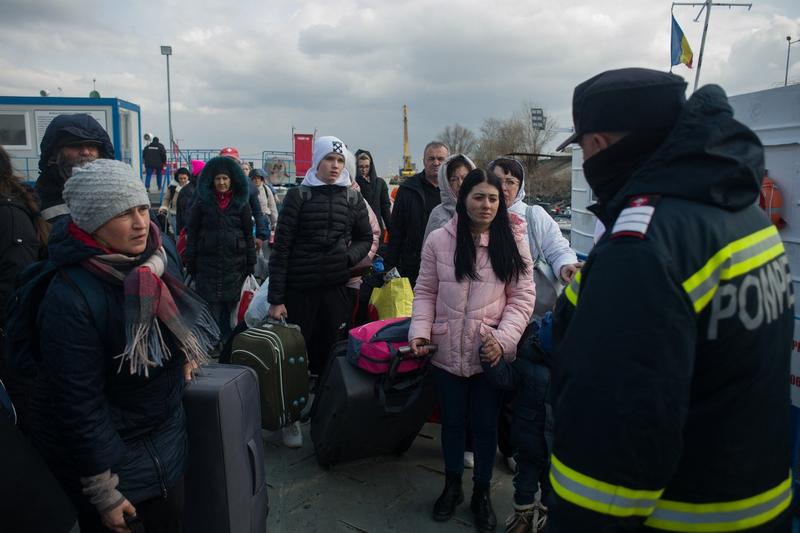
[2,0,799,176]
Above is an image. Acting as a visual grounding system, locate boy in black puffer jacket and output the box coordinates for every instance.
[268,137,372,373]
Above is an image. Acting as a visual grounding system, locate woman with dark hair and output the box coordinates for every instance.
[488,158,579,290]
[0,146,49,429]
[409,168,535,532]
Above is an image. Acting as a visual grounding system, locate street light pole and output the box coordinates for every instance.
[160,45,174,169]
[787,36,800,87]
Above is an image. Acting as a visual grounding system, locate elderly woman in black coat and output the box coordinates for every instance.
[184,156,256,339]
[28,159,217,533]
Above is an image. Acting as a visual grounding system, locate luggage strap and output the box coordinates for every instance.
[376,373,426,415]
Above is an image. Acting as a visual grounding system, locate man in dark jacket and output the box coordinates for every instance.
[354,149,391,232]
[142,137,167,192]
[385,141,449,285]
[548,68,792,532]
[35,113,115,224]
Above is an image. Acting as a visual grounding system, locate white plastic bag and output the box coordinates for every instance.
[244,277,270,328]
[231,275,260,328]
[254,248,269,281]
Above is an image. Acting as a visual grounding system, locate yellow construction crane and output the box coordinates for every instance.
[400,104,416,178]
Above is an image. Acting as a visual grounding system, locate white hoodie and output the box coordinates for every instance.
[301,136,352,188]
[422,153,477,242]
[491,158,578,279]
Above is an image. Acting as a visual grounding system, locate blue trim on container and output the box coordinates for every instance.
[111,100,121,161]
[577,252,589,261]
[0,96,121,106]
[116,99,140,113]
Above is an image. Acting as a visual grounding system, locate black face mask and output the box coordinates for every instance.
[582,130,669,207]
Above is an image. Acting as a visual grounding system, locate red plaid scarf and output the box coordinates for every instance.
[78,223,219,376]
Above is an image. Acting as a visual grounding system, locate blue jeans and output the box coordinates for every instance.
[433,366,502,484]
[207,301,236,343]
[145,166,164,190]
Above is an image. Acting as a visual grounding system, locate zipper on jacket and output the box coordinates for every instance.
[461,280,471,375]
[327,191,333,243]
[144,436,169,499]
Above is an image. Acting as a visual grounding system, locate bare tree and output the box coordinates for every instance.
[472,104,566,201]
[438,124,478,156]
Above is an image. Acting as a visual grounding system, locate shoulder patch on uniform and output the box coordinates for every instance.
[611,196,659,239]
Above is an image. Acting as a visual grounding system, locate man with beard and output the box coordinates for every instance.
[35,114,115,225]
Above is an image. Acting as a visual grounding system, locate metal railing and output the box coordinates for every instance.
[10,156,136,182]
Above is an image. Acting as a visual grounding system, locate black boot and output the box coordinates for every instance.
[433,473,464,521]
[471,482,497,532]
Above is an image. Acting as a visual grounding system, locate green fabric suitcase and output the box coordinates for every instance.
[230,320,310,430]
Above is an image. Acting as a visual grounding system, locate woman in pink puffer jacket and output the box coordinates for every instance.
[409,168,535,531]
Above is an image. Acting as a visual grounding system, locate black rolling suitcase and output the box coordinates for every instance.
[310,343,436,467]
[183,364,268,533]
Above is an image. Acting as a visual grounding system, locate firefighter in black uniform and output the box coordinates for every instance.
[548,68,792,532]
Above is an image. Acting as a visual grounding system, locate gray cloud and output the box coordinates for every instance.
[1,0,798,175]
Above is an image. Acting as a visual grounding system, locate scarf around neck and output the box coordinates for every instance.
[215,189,233,210]
[80,222,219,376]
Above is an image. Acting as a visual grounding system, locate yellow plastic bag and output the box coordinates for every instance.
[368,277,414,320]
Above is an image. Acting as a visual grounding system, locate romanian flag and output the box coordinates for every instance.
[671,15,694,68]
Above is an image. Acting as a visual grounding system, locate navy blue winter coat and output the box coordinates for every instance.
[28,221,188,510]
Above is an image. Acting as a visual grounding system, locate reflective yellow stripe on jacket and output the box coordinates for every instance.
[682,225,785,313]
[551,455,791,531]
[564,270,582,306]
[550,454,663,516]
[645,474,792,532]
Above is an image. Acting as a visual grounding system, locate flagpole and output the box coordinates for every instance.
[672,1,752,92]
[694,0,712,91]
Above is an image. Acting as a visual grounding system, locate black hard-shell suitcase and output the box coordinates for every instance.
[183,364,268,533]
[310,343,435,467]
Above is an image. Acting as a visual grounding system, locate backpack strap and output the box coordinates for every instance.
[525,205,543,264]
[298,185,359,209]
[298,185,312,203]
[58,267,108,337]
[347,188,359,209]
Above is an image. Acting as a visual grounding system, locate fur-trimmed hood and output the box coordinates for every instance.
[196,156,250,209]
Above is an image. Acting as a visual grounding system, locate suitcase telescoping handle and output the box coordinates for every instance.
[388,344,437,383]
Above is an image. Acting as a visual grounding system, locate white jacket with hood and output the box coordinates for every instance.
[493,158,577,278]
[422,154,477,243]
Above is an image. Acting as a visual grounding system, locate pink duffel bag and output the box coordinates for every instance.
[346,317,429,376]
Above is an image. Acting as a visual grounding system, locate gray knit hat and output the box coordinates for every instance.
[64,159,151,233]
